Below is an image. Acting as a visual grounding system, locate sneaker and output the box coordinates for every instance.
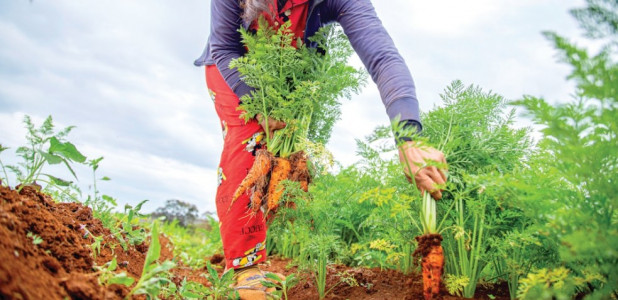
[232,266,273,300]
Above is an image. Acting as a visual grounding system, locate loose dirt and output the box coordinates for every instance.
[0,185,509,299]
[260,257,509,300]
[0,185,128,299]
[0,185,207,300]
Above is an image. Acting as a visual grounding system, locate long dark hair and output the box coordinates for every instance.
[241,0,275,24]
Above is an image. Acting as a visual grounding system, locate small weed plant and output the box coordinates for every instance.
[261,272,299,300]
[0,115,87,198]
[126,221,176,300]
[201,262,238,300]
[94,257,135,287]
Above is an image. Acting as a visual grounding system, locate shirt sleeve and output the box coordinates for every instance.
[332,0,421,124]
[209,0,253,98]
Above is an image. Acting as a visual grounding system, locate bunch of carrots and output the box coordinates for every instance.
[229,149,310,215]
[228,17,364,216]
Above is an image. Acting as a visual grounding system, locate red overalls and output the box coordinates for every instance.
[205,0,310,270]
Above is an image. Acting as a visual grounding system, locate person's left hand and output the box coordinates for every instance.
[398,141,447,200]
[257,114,286,139]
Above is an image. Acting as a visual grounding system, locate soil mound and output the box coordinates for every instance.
[0,185,206,300]
[0,185,128,299]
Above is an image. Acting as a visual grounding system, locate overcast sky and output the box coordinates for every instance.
[0,0,588,214]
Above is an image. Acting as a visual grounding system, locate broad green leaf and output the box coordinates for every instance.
[180,290,202,299]
[108,274,135,286]
[142,222,161,277]
[108,257,118,271]
[220,268,235,283]
[39,151,63,165]
[102,195,117,206]
[44,174,72,187]
[148,261,175,274]
[206,263,219,284]
[134,199,149,213]
[49,137,86,163]
[264,272,282,282]
[261,280,277,288]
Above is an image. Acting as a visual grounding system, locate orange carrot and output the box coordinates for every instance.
[265,157,292,214]
[421,244,444,300]
[299,180,308,192]
[250,187,263,213]
[414,234,444,300]
[229,149,272,213]
[250,176,268,213]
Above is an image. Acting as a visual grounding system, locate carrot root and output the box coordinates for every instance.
[250,175,269,214]
[229,149,272,213]
[289,151,311,195]
[265,157,292,214]
[413,234,444,300]
[299,180,308,192]
[289,151,310,182]
[422,244,443,300]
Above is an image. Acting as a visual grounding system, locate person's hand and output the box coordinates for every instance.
[257,114,286,138]
[398,141,447,200]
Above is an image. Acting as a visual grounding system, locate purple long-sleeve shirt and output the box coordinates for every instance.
[194,0,421,125]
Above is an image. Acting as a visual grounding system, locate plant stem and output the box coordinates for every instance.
[259,77,271,145]
[402,242,413,275]
[317,252,327,299]
[421,192,437,234]
[0,158,10,187]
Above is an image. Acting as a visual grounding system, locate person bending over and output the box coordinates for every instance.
[194,0,447,298]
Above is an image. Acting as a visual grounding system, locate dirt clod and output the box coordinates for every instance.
[414,233,444,258]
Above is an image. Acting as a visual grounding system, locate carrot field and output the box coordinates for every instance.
[0,2,616,300]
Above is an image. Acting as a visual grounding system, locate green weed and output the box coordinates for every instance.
[201,262,238,300]
[0,115,87,199]
[95,257,135,287]
[261,272,299,300]
[26,232,43,245]
[126,221,176,299]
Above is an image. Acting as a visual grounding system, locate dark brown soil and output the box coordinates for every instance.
[0,184,509,299]
[260,257,509,300]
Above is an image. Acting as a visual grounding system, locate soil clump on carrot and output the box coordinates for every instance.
[413,233,443,258]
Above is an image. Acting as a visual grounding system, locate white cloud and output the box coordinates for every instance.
[398,0,505,37]
[0,0,594,214]
[77,143,219,214]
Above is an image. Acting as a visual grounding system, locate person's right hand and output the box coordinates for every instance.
[257,114,286,139]
[398,141,447,200]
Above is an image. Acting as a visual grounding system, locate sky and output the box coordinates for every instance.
[0,0,589,214]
